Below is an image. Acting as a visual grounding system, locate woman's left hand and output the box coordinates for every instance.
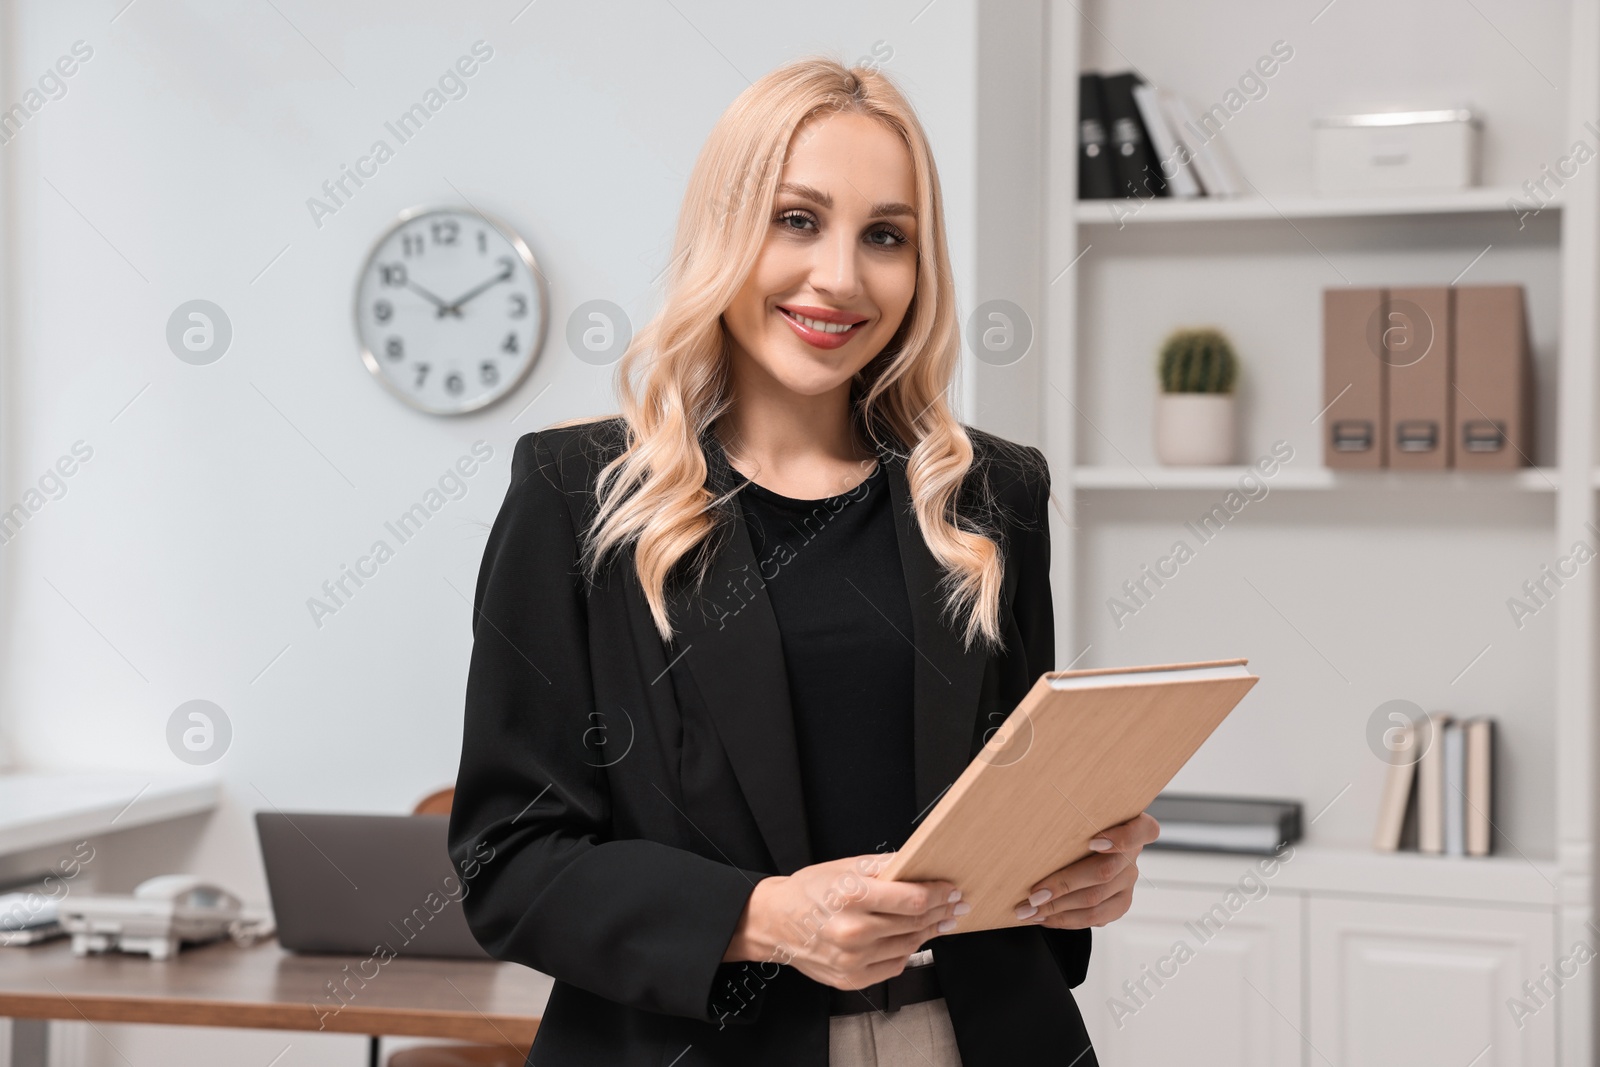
[1012,812,1161,929]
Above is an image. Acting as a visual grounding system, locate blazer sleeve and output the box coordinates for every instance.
[1009,447,1093,989]
[448,430,773,1025]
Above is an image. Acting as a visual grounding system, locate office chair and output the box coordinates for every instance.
[413,786,455,816]
[384,786,530,1067]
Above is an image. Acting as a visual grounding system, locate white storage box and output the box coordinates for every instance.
[1312,109,1479,193]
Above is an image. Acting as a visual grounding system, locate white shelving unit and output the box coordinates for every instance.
[1039,1,1599,1063]
[1074,465,1561,492]
[1074,186,1562,225]
[1138,840,1560,908]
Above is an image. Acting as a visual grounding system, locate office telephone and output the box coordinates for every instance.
[59,874,269,960]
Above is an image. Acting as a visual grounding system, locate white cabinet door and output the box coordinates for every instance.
[1077,881,1303,1067]
[1308,897,1556,1066]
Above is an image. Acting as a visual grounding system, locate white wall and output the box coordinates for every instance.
[0,2,1029,1064]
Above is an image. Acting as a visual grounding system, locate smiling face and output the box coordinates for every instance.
[720,109,920,401]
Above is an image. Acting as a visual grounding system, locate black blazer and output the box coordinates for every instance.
[448,416,1097,1067]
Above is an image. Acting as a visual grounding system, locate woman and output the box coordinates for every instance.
[448,56,1158,1067]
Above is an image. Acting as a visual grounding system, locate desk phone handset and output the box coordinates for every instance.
[60,874,270,960]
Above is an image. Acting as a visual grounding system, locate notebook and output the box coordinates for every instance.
[876,659,1258,932]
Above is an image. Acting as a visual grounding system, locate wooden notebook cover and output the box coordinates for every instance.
[877,658,1258,932]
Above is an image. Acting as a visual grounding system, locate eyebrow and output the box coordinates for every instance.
[776,181,916,221]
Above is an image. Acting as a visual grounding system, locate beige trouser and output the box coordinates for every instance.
[827,996,963,1067]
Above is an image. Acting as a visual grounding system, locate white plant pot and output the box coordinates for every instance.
[1155,393,1236,466]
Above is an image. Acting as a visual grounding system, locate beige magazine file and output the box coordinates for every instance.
[877,659,1259,933]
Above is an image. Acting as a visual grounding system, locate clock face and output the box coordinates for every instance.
[354,206,547,415]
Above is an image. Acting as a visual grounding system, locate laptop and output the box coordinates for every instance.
[255,812,491,960]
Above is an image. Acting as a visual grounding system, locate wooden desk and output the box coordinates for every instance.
[0,938,551,1067]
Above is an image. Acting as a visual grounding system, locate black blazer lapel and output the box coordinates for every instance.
[669,427,992,876]
[669,431,814,877]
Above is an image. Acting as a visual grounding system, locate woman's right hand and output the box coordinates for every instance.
[721,852,969,990]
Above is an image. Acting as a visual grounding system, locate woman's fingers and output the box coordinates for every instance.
[847,873,964,932]
[1012,812,1161,916]
[838,880,964,940]
[780,856,967,991]
[1015,849,1130,911]
[835,930,940,990]
[1090,812,1161,852]
[813,916,947,990]
[1027,857,1140,921]
[860,874,961,917]
[799,860,964,949]
[1038,884,1137,930]
[786,856,976,991]
[852,922,946,979]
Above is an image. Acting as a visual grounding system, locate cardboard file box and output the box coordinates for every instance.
[1386,286,1453,470]
[1323,288,1387,469]
[1452,285,1533,470]
[1322,283,1533,469]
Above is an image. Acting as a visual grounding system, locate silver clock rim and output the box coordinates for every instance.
[352,203,550,417]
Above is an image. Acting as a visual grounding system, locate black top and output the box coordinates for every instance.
[736,460,917,863]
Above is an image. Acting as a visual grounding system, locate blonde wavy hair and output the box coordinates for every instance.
[550,55,1032,653]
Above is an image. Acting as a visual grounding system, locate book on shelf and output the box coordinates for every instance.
[1465,719,1495,857]
[1144,793,1301,855]
[1076,70,1246,200]
[1372,720,1418,851]
[1374,713,1495,857]
[1099,72,1169,199]
[1077,73,1116,200]
[1443,720,1466,856]
[1417,711,1449,853]
[1162,88,1247,197]
[1132,82,1201,199]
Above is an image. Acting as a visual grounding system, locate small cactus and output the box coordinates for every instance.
[1158,328,1238,394]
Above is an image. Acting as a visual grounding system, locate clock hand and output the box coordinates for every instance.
[405,280,462,318]
[442,267,514,315]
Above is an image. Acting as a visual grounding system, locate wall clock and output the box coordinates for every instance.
[354,205,548,415]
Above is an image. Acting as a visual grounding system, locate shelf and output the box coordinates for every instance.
[1074,466,1558,491]
[1073,186,1558,226]
[0,771,220,856]
[1138,841,1559,908]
